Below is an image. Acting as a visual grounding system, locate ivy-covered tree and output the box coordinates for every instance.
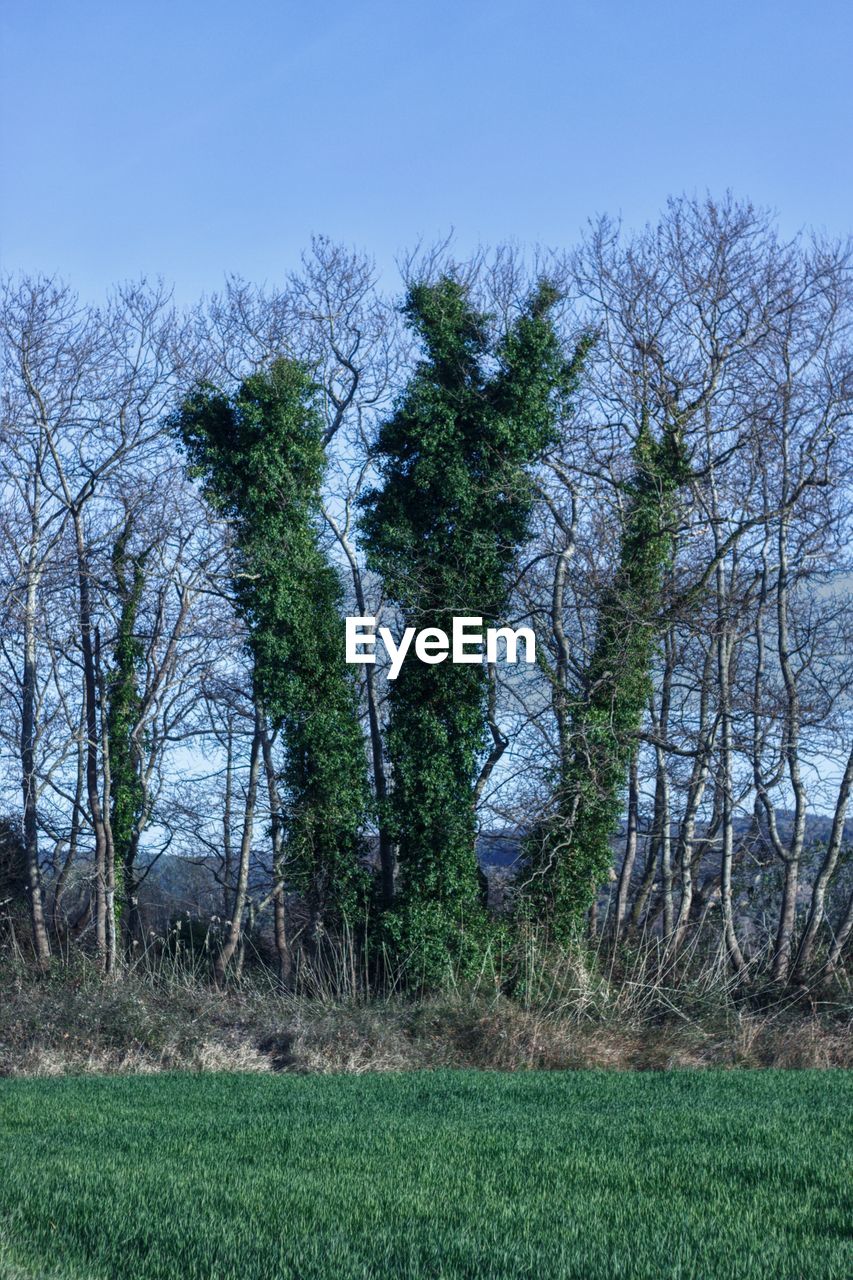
[360,276,582,980]
[105,517,147,953]
[523,421,690,937]
[174,359,369,927]
[0,816,28,920]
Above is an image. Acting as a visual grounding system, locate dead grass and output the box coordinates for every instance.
[0,947,849,1077]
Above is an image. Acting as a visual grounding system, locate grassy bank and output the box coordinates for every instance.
[1,942,851,1077]
[0,1070,850,1279]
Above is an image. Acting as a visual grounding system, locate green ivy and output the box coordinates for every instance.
[523,421,690,937]
[174,360,370,926]
[360,276,583,982]
[106,519,146,933]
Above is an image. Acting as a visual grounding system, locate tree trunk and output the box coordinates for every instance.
[222,716,234,921]
[614,750,639,939]
[672,642,717,953]
[717,619,746,976]
[657,749,674,939]
[326,514,396,904]
[770,511,806,981]
[21,557,51,970]
[629,829,658,932]
[53,706,86,943]
[72,512,112,969]
[122,831,142,959]
[261,721,291,985]
[793,744,853,979]
[214,705,263,988]
[826,890,853,973]
[96,626,119,974]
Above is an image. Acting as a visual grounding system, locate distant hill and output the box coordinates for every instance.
[135,810,852,933]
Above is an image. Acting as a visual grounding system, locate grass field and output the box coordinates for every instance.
[0,1070,849,1279]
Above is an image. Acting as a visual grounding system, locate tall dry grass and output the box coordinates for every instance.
[1,910,849,1077]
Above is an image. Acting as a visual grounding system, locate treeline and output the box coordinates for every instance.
[1,196,852,990]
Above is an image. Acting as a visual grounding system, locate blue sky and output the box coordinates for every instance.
[2,0,851,303]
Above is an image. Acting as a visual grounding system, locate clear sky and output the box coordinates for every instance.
[2,0,852,303]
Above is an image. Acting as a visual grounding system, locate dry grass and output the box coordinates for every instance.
[0,927,849,1077]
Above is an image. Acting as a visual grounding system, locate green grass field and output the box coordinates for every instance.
[0,1070,849,1279]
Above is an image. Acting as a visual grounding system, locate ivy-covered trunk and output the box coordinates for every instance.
[360,276,584,983]
[525,422,689,939]
[106,518,147,957]
[174,358,370,942]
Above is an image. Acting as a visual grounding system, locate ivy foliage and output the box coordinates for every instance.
[173,359,369,924]
[360,276,583,978]
[106,518,147,920]
[524,420,691,937]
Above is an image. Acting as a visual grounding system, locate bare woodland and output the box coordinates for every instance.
[2,196,852,993]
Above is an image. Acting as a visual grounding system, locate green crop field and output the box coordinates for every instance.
[0,1070,849,1279]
